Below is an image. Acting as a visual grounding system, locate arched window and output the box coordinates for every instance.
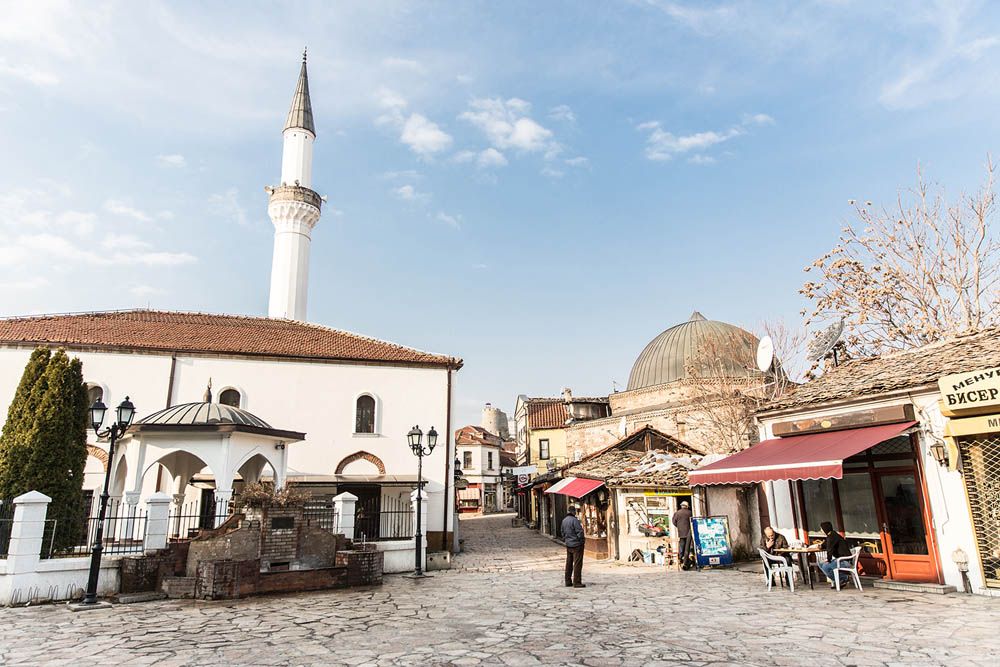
[86,384,104,406]
[219,388,241,408]
[355,395,376,434]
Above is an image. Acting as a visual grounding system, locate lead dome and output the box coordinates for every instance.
[626,311,762,390]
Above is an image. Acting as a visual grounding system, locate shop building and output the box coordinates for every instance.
[454,425,504,513]
[691,328,1000,595]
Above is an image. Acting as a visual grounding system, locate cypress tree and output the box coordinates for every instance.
[0,347,52,498]
[0,348,89,551]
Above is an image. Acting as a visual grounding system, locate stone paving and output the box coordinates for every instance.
[2,513,1000,666]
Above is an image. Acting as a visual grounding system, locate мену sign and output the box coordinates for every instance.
[938,368,1000,414]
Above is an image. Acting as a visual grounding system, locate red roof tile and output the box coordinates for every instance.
[0,310,462,368]
[527,400,568,430]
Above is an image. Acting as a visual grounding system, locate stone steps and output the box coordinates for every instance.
[872,580,957,594]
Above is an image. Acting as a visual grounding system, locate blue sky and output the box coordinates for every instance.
[2,1,1000,428]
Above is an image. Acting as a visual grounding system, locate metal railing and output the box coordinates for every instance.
[167,500,231,540]
[303,502,341,535]
[376,496,413,541]
[0,498,13,558]
[42,497,147,559]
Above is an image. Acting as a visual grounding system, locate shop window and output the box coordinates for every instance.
[219,388,241,408]
[838,472,881,543]
[355,395,376,434]
[463,451,472,469]
[801,478,837,535]
[624,495,671,536]
[539,439,550,460]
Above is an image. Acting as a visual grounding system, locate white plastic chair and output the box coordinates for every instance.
[832,547,863,591]
[759,548,796,592]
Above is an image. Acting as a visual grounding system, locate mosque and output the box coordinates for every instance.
[0,54,463,553]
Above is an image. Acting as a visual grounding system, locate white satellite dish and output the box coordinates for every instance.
[808,319,845,363]
[756,335,774,373]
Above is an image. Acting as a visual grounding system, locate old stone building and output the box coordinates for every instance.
[566,312,772,461]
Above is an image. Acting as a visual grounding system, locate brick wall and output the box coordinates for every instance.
[195,559,261,600]
[186,527,260,577]
[120,542,190,594]
[335,546,384,587]
[257,566,348,595]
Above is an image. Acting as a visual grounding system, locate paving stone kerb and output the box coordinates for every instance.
[1,513,999,666]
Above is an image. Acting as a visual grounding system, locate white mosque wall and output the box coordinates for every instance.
[0,345,455,536]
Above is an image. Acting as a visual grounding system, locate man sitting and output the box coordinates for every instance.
[815,521,852,588]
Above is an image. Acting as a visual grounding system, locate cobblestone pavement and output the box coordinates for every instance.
[2,513,1000,666]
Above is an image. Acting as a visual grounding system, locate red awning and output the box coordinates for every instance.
[544,477,605,498]
[688,421,917,486]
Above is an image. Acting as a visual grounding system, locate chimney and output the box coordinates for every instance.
[562,387,573,402]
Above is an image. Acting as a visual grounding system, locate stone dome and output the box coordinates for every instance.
[626,311,762,390]
[135,402,272,429]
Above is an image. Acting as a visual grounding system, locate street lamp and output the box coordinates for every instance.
[81,395,136,606]
[407,425,437,577]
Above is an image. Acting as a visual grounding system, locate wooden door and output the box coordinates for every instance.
[874,469,939,582]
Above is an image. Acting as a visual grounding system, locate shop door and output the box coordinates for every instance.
[874,470,938,582]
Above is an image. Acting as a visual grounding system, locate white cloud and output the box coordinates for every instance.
[477,148,508,168]
[549,104,576,123]
[393,184,430,203]
[400,113,453,157]
[459,97,555,153]
[156,153,186,168]
[135,251,197,267]
[381,169,422,181]
[688,154,717,165]
[103,199,153,223]
[208,188,248,226]
[456,74,475,85]
[541,165,564,179]
[382,57,425,74]
[129,284,166,297]
[637,113,773,162]
[0,276,49,291]
[102,233,151,251]
[564,156,589,167]
[0,58,59,86]
[436,211,462,229]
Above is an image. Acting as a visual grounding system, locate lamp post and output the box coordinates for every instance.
[407,424,437,577]
[81,395,136,606]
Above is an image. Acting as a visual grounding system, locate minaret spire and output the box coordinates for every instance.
[267,51,323,321]
[284,48,315,136]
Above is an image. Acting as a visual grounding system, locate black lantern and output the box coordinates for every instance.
[407,425,423,454]
[929,440,948,467]
[426,426,438,453]
[89,398,108,432]
[117,396,136,428]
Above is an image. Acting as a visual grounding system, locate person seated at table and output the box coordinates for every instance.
[760,526,790,563]
[815,521,852,588]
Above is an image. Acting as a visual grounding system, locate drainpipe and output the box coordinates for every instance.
[610,487,621,560]
[164,352,178,408]
[442,368,453,552]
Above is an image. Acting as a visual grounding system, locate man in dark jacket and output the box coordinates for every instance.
[817,521,853,588]
[561,506,586,588]
[672,501,694,570]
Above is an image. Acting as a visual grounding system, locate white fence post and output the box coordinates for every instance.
[410,488,428,568]
[7,491,51,575]
[144,493,171,553]
[333,492,357,540]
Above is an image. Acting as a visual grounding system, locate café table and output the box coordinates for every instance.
[774,547,823,590]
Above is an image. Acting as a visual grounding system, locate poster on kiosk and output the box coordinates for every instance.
[691,516,734,567]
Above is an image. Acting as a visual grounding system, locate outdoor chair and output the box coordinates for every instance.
[831,546,863,591]
[759,548,796,592]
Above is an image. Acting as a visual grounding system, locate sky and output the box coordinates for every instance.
[2,0,1000,429]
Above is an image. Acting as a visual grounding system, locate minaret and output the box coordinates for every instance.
[267,50,322,321]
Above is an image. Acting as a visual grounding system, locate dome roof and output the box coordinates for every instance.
[627,311,761,390]
[135,402,272,429]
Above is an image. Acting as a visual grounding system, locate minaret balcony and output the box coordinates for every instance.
[265,184,322,210]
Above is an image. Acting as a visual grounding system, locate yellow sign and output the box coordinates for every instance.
[943,413,1000,437]
[938,368,1000,415]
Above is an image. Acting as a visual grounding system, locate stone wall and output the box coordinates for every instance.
[195,559,261,600]
[185,525,261,577]
[257,567,348,595]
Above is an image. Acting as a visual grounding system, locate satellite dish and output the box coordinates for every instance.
[756,335,774,373]
[808,319,845,362]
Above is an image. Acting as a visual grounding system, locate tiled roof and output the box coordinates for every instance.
[567,426,697,488]
[610,462,691,487]
[526,399,568,430]
[761,327,1000,412]
[0,310,462,368]
[455,425,502,447]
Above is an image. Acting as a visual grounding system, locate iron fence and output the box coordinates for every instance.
[303,496,414,541]
[376,495,413,541]
[0,497,14,558]
[42,497,147,559]
[167,500,231,540]
[303,502,340,535]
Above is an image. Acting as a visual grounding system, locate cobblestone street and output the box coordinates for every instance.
[2,513,1000,666]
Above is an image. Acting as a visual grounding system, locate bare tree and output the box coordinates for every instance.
[683,320,805,454]
[802,159,1000,355]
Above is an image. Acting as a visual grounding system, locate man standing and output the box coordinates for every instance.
[672,500,694,570]
[561,506,586,588]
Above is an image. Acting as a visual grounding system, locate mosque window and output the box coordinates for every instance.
[355,395,376,434]
[86,384,104,406]
[219,388,241,408]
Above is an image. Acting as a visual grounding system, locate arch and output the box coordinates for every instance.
[86,444,109,471]
[336,450,386,475]
[86,383,105,407]
[355,393,377,434]
[237,453,277,486]
[218,386,243,408]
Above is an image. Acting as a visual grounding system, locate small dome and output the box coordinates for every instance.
[627,311,761,390]
[135,402,272,429]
